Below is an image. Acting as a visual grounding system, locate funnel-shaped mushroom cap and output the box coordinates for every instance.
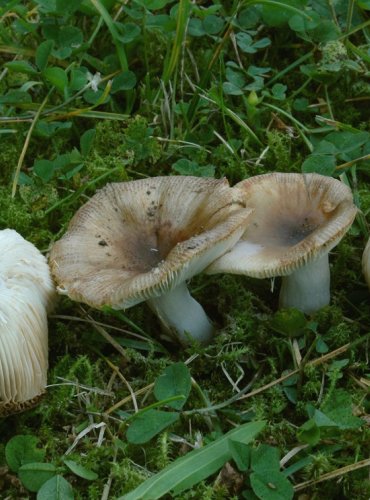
[207,173,357,277]
[0,229,55,416]
[50,176,253,309]
[362,237,370,289]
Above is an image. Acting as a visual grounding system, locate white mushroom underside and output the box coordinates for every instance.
[0,282,48,403]
[279,253,331,313]
[0,229,56,411]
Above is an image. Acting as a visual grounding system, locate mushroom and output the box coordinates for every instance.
[49,176,253,344]
[0,229,56,416]
[362,238,370,289]
[206,173,357,314]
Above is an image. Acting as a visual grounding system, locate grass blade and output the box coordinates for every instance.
[88,0,128,71]
[120,420,265,500]
[162,0,191,84]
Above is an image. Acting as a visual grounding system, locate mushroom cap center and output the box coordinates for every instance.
[99,219,204,274]
[248,209,327,249]
[239,174,340,251]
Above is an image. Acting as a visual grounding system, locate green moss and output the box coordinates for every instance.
[266,130,295,172]
[0,138,21,183]
[93,116,162,167]
[0,187,33,235]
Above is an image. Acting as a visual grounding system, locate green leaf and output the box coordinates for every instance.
[58,26,83,49]
[253,37,271,49]
[4,61,38,74]
[271,83,287,100]
[226,66,246,88]
[111,71,137,92]
[203,15,224,35]
[0,90,32,105]
[33,159,55,182]
[18,462,57,492]
[282,386,297,404]
[236,33,270,54]
[115,22,141,43]
[154,362,191,410]
[172,159,215,177]
[34,0,57,12]
[34,121,72,138]
[53,151,82,171]
[293,97,309,111]
[120,421,265,500]
[69,68,88,91]
[235,32,254,53]
[301,154,336,176]
[83,88,109,105]
[36,40,54,71]
[5,435,46,473]
[238,7,261,29]
[79,0,115,15]
[250,470,294,500]
[188,18,206,37]
[80,129,96,157]
[55,0,82,15]
[270,309,307,338]
[309,20,340,43]
[316,336,329,353]
[288,11,320,33]
[126,409,180,444]
[312,409,338,428]
[146,14,175,32]
[251,445,281,473]
[63,460,98,480]
[357,0,370,9]
[59,164,84,180]
[228,440,250,471]
[37,475,74,500]
[326,131,369,154]
[262,0,307,26]
[297,419,320,445]
[320,389,364,430]
[135,0,172,9]
[43,67,68,93]
[222,82,244,96]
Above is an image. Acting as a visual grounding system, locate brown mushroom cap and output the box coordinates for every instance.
[50,176,253,309]
[206,173,357,277]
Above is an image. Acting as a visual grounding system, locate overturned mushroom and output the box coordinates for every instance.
[362,237,370,290]
[49,176,253,344]
[206,173,357,314]
[0,229,56,416]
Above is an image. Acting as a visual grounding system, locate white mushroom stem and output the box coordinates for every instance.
[147,282,214,345]
[279,253,330,314]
